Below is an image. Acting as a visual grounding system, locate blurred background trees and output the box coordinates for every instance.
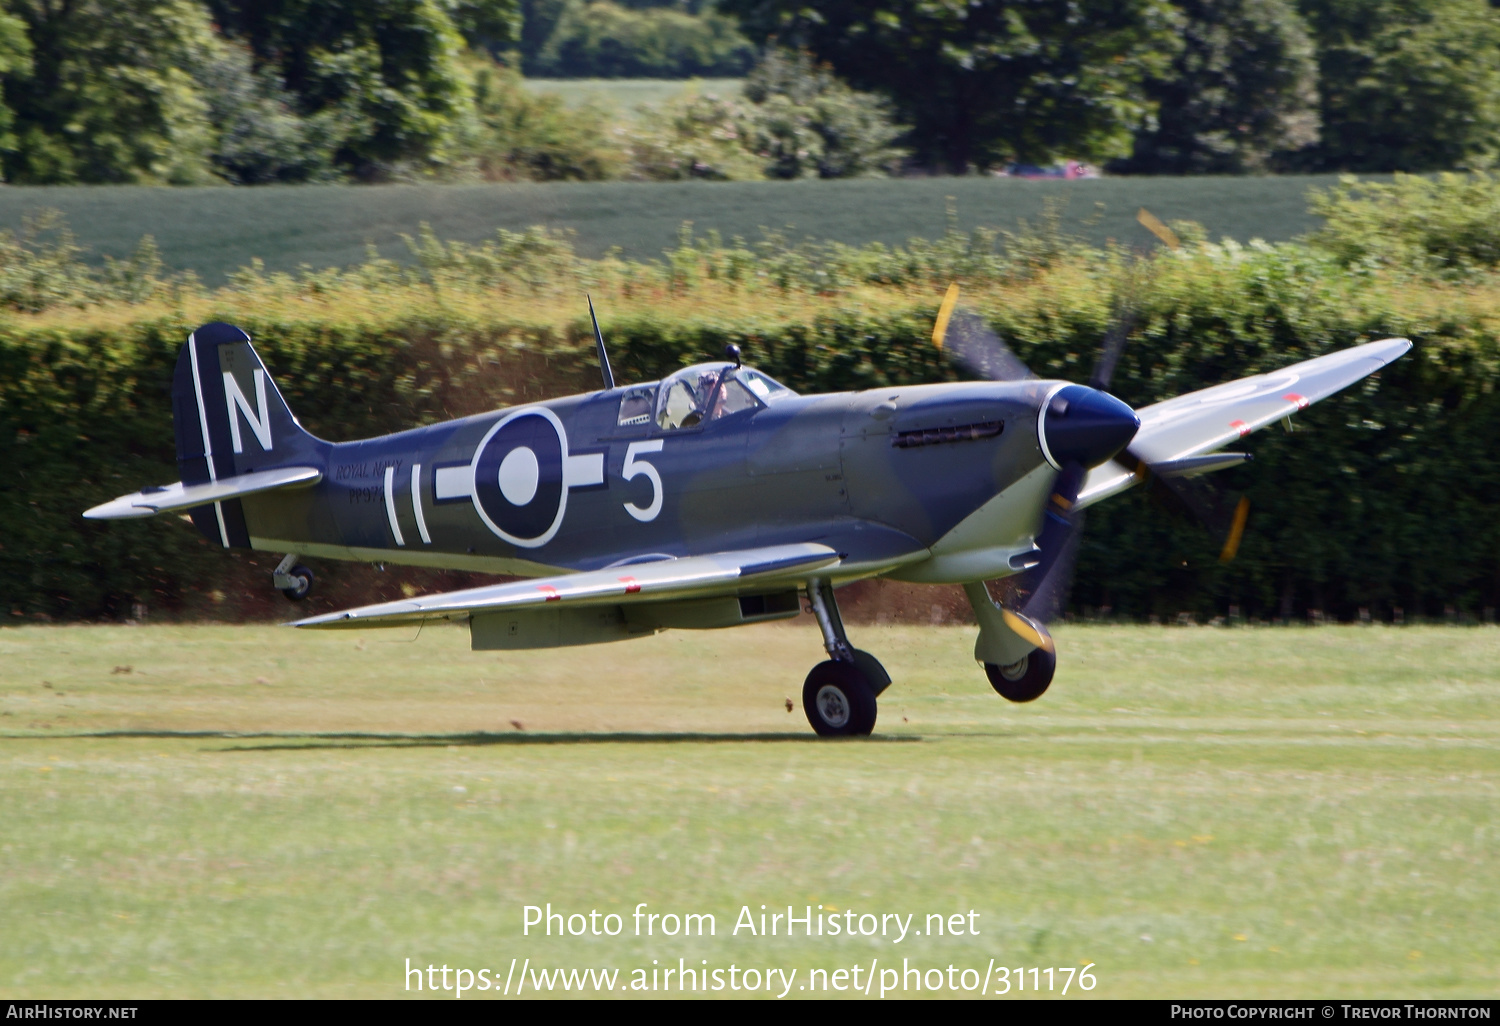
[522,0,753,77]
[1297,0,1500,172]
[721,0,1184,172]
[1112,0,1321,174]
[725,0,1500,174]
[0,0,1497,183]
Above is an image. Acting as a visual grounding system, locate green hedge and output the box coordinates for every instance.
[4,222,1500,623]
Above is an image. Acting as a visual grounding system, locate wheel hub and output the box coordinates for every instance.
[999,655,1029,681]
[815,684,851,728]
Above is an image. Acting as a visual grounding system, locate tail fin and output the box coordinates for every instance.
[172,322,317,547]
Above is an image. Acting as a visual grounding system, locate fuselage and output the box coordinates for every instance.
[238,368,1078,584]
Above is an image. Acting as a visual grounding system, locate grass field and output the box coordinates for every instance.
[1,623,1495,999]
[521,77,743,115]
[0,175,1355,284]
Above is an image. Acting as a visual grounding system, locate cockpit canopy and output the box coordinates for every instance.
[651,362,794,431]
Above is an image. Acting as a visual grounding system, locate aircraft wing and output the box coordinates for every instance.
[82,466,323,520]
[290,542,841,630]
[1077,337,1410,509]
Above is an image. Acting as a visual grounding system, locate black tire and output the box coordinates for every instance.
[280,564,314,602]
[984,647,1056,703]
[802,660,878,737]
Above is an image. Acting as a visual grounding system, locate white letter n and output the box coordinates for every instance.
[224,368,272,453]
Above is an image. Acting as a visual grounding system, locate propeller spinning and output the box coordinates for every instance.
[931,279,1251,631]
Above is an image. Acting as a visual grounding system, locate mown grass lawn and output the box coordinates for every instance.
[0,623,1494,998]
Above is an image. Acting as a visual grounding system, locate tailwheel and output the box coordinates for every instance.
[273,554,314,601]
[278,564,315,601]
[984,647,1056,703]
[802,660,878,737]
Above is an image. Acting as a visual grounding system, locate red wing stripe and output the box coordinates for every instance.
[1230,419,1250,437]
[1283,392,1310,410]
[537,585,561,602]
[619,576,641,594]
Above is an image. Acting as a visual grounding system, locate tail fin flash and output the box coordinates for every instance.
[172,323,315,547]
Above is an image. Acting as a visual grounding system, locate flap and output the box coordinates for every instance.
[83,466,323,520]
[291,542,841,630]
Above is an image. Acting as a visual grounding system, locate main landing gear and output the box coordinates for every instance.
[273,553,315,601]
[802,580,889,737]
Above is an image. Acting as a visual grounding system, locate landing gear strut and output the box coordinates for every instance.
[802,580,888,737]
[274,554,314,601]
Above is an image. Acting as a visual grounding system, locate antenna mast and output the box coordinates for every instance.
[587,294,615,390]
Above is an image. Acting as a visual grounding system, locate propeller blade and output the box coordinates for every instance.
[1088,313,1130,392]
[1016,461,1087,623]
[932,284,1034,382]
[1220,495,1250,563]
[1137,207,1181,250]
[1022,508,1085,623]
[1132,453,1251,563]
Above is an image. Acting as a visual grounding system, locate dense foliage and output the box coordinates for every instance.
[461,60,622,180]
[0,0,1495,180]
[624,48,905,180]
[526,0,753,78]
[725,0,1500,173]
[722,0,1183,171]
[1113,0,1321,174]
[6,176,1500,623]
[1296,0,1500,172]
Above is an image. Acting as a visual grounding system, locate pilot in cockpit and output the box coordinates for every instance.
[657,367,724,430]
[652,363,793,432]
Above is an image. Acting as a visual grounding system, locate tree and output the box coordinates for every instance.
[741,47,905,178]
[722,0,1183,171]
[533,0,753,77]
[196,41,340,184]
[443,0,522,51]
[0,0,220,184]
[461,58,621,179]
[0,3,31,168]
[1297,0,1500,170]
[205,0,493,177]
[624,49,905,180]
[626,87,767,179]
[1116,0,1320,174]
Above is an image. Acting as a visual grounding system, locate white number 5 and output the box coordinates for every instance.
[622,440,664,522]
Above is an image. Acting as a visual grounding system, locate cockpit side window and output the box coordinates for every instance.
[617,385,656,426]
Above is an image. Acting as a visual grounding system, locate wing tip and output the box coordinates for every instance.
[1370,336,1413,361]
[81,499,153,520]
[287,613,349,629]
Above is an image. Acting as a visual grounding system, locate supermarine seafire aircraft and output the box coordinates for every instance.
[85,289,1411,736]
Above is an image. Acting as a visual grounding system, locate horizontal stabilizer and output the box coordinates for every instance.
[291,542,841,630]
[83,466,322,520]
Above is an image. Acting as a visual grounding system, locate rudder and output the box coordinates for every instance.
[172,322,316,547]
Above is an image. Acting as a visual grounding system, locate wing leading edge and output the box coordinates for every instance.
[1077,337,1411,509]
[290,542,841,630]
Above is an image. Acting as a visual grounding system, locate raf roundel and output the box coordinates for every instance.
[472,409,569,547]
